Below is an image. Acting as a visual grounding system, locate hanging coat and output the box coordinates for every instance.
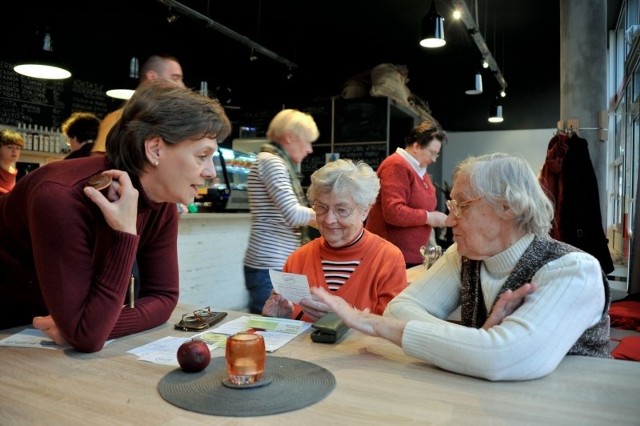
[539,133,614,274]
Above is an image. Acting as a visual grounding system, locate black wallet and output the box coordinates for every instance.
[311,312,349,343]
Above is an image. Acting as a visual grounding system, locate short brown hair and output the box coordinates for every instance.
[0,129,25,149]
[106,79,232,176]
[404,117,447,148]
[61,112,101,143]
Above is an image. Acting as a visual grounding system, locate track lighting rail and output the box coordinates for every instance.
[156,0,297,69]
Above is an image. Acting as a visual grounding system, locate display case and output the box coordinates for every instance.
[197,147,255,212]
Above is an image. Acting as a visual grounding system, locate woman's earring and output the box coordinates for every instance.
[154,160,159,166]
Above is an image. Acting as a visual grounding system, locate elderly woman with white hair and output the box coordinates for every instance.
[262,159,407,322]
[312,153,611,381]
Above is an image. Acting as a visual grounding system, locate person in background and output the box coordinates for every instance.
[91,53,185,156]
[61,112,101,159]
[262,159,407,322]
[243,109,319,314]
[0,80,231,352]
[0,129,24,195]
[312,153,610,381]
[366,118,448,267]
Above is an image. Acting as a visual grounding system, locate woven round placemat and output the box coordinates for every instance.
[158,356,336,417]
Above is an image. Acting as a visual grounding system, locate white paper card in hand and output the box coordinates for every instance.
[269,270,311,304]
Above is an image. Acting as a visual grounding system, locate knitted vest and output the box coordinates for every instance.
[460,235,611,358]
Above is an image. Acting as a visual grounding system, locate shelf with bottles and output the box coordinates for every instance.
[1,122,68,165]
[18,123,67,155]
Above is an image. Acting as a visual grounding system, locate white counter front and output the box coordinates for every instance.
[177,213,250,311]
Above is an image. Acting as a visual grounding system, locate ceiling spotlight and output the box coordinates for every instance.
[249,49,258,62]
[481,59,489,69]
[166,8,179,23]
[419,1,446,48]
[452,9,462,20]
[500,88,507,98]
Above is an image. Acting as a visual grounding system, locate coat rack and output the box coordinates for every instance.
[556,112,608,141]
[556,118,581,136]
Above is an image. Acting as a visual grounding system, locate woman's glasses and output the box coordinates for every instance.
[311,202,356,218]
[174,307,228,331]
[427,149,440,160]
[446,197,482,218]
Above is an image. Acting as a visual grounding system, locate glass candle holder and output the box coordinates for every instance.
[225,332,266,385]
[420,244,443,270]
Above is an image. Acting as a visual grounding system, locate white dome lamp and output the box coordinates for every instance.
[106,57,139,100]
[14,27,71,80]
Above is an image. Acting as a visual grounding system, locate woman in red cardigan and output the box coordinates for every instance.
[366,118,448,267]
[262,159,407,322]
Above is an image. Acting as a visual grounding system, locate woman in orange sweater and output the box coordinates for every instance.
[262,159,407,322]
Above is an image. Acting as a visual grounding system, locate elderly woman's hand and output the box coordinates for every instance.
[310,287,406,346]
[262,292,293,318]
[483,283,537,330]
[310,287,374,331]
[83,169,139,235]
[298,296,331,322]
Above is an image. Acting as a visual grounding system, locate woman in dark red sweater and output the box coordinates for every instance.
[366,118,448,267]
[0,80,231,352]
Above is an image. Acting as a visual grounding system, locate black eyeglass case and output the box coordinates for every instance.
[310,312,349,344]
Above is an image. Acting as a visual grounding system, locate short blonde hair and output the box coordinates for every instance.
[266,109,319,143]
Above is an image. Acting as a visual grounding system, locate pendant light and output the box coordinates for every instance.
[419,1,446,48]
[14,26,71,80]
[106,57,139,100]
[200,80,209,97]
[488,97,504,123]
[465,72,483,95]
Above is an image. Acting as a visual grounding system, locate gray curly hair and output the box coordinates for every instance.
[453,153,554,236]
[307,159,380,209]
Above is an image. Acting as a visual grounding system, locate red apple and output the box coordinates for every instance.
[177,339,211,372]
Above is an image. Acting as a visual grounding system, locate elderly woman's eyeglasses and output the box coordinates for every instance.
[427,149,440,160]
[311,202,356,218]
[446,197,482,218]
